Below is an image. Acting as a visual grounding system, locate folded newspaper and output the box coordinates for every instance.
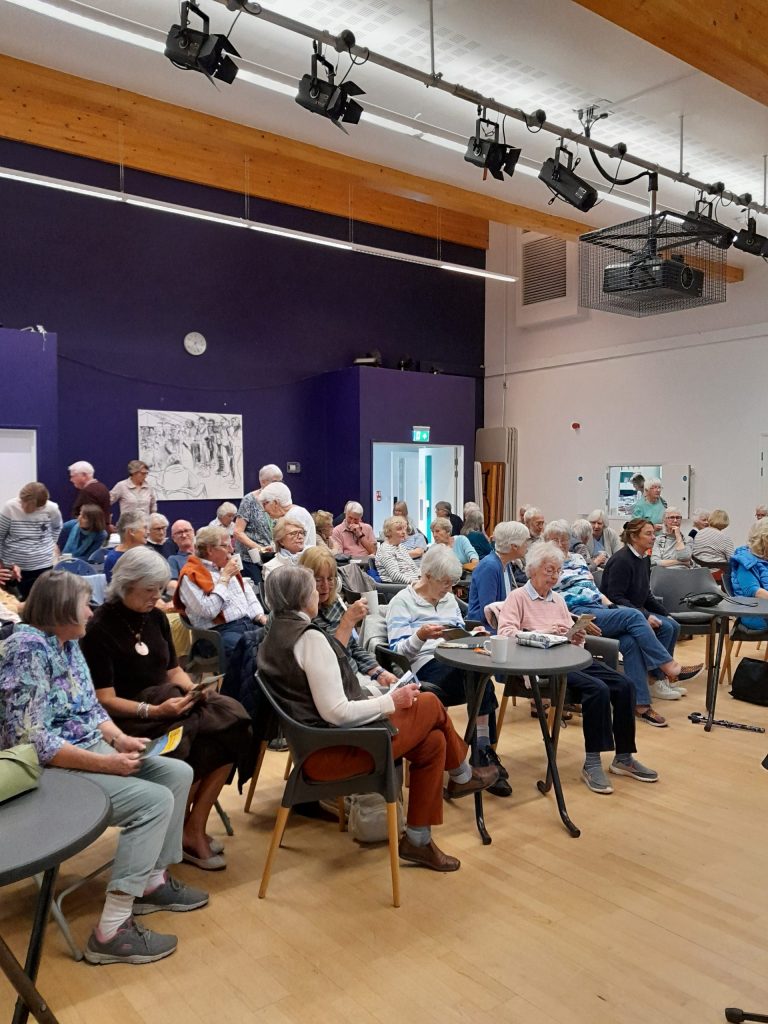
[515,631,569,649]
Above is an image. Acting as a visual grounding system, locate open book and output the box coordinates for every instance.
[515,631,569,649]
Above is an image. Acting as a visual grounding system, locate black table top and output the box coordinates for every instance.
[707,597,768,619]
[434,640,593,676]
[0,770,110,886]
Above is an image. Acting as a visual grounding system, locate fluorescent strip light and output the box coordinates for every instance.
[3,0,164,52]
[364,113,421,136]
[237,69,296,98]
[418,133,467,154]
[1,165,512,280]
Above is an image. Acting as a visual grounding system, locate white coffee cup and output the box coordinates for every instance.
[364,591,379,615]
[483,635,511,663]
[231,553,243,571]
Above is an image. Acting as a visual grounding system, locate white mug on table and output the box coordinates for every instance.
[483,635,511,663]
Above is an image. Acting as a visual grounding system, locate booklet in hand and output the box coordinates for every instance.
[141,726,184,759]
[566,614,595,640]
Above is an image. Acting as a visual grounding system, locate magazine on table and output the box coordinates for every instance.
[515,631,569,649]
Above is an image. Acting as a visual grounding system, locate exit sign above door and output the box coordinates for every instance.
[412,426,431,442]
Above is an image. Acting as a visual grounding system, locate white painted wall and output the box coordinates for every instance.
[484,223,768,543]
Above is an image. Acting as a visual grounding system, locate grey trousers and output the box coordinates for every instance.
[58,741,194,898]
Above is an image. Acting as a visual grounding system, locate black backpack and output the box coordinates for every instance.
[730,658,768,706]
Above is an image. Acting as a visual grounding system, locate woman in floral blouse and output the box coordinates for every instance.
[0,571,208,965]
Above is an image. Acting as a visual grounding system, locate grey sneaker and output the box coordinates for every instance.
[84,918,177,965]
[651,679,682,701]
[133,875,209,916]
[581,763,613,794]
[610,757,659,783]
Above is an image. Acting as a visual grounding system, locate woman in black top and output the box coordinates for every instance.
[82,547,251,872]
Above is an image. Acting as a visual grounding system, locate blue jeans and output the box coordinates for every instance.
[590,606,680,706]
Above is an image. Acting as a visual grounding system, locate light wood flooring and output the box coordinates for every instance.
[3,635,768,1024]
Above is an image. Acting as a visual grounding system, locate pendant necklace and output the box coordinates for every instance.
[122,611,149,656]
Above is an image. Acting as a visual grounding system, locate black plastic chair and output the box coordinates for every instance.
[374,644,411,677]
[254,672,402,907]
[650,565,723,667]
[180,615,228,678]
[372,580,406,604]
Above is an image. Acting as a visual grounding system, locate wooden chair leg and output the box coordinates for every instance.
[244,740,267,813]
[386,802,401,908]
[283,753,293,780]
[735,640,743,657]
[403,761,410,788]
[258,806,291,899]
[495,695,509,745]
[337,797,346,831]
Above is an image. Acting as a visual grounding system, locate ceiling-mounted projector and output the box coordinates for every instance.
[603,255,704,298]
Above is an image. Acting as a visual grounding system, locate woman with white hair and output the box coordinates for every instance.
[257,565,499,872]
[147,512,175,559]
[461,508,493,560]
[586,510,620,567]
[82,548,252,871]
[375,516,421,583]
[688,508,710,540]
[331,500,377,557]
[570,518,593,562]
[386,546,509,796]
[209,502,238,538]
[261,519,307,582]
[467,520,528,624]
[259,481,316,547]
[498,542,658,794]
[233,466,283,578]
[430,517,478,568]
[104,510,147,583]
[632,478,665,530]
[651,507,693,567]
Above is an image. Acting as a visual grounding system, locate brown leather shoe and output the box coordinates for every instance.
[398,836,460,872]
[444,764,499,799]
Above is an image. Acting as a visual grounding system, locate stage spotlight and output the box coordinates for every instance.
[165,1,240,84]
[463,117,521,181]
[539,144,598,212]
[295,45,365,132]
[681,199,735,250]
[732,216,768,257]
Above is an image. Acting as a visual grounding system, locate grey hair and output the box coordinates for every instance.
[259,482,292,508]
[116,510,147,541]
[645,477,662,490]
[435,501,452,513]
[587,509,606,524]
[421,544,462,584]
[127,459,149,475]
[149,513,169,529]
[195,525,228,557]
[756,505,768,517]
[273,517,306,545]
[571,518,592,543]
[68,460,94,476]
[382,515,407,539]
[217,502,238,518]
[345,500,364,516]
[106,547,170,603]
[22,570,92,631]
[461,509,484,534]
[430,516,453,535]
[492,520,529,553]
[523,506,542,524]
[258,464,283,486]
[692,508,710,520]
[463,501,480,515]
[525,541,565,578]
[663,506,682,517]
[265,565,316,614]
[543,519,570,542]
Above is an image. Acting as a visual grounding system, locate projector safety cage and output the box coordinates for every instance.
[578,211,728,317]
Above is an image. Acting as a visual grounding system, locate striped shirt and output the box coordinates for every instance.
[0,498,63,570]
[385,584,464,672]
[375,542,420,584]
[179,560,264,629]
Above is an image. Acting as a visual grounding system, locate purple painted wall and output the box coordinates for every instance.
[0,328,59,490]
[1,139,483,523]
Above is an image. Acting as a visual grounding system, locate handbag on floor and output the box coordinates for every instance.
[730,658,768,706]
[0,743,42,804]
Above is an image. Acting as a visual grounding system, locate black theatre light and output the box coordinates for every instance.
[681,199,735,250]
[165,1,240,84]
[539,144,598,212]
[295,47,365,132]
[463,118,521,181]
[732,216,768,257]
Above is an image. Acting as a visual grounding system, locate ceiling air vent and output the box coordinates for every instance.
[522,235,567,305]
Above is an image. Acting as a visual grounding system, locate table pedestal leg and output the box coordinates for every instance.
[706,619,729,732]
[530,675,580,838]
[8,867,59,1024]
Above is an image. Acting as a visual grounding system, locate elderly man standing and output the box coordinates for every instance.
[259,482,316,547]
[651,507,693,567]
[69,460,112,528]
[332,501,377,557]
[632,478,666,531]
[523,507,545,548]
[467,521,528,625]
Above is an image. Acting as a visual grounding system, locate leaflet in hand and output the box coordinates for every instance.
[141,727,184,758]
[192,674,223,695]
[515,631,569,649]
[389,670,420,691]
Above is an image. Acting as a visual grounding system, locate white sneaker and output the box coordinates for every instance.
[651,679,682,701]
[670,682,687,696]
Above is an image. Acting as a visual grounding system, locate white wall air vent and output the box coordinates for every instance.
[515,230,585,328]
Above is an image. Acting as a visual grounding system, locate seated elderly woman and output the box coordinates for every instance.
[691,509,734,564]
[543,519,700,728]
[209,502,238,538]
[385,545,509,796]
[59,503,108,562]
[585,509,621,568]
[651,507,693,567]
[461,508,493,560]
[0,570,207,964]
[688,508,710,540]
[570,518,593,563]
[375,516,421,584]
[430,516,478,569]
[312,510,342,554]
[392,501,427,559]
[261,518,307,582]
[174,525,266,658]
[467,520,528,625]
[147,513,176,559]
[104,510,148,582]
[299,545,399,690]
[497,541,658,795]
[82,548,252,871]
[731,519,768,630]
[257,565,498,871]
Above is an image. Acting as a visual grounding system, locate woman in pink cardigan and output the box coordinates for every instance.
[497,541,658,796]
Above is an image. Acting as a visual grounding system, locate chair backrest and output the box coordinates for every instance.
[358,610,388,655]
[57,557,98,577]
[721,564,734,596]
[253,671,398,805]
[372,580,406,604]
[374,644,411,677]
[584,635,619,670]
[650,565,723,614]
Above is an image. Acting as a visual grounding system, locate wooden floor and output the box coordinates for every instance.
[4,635,768,1024]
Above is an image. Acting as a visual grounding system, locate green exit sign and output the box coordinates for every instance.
[412,426,430,442]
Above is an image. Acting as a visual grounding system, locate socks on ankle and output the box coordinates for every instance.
[143,869,167,895]
[97,893,134,940]
[584,752,602,770]
[448,759,472,784]
[405,825,431,848]
[614,753,633,766]
[476,716,491,750]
